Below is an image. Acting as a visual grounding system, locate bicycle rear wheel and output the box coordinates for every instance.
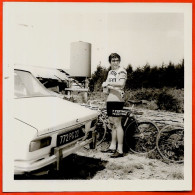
[124,121,159,154]
[156,125,184,163]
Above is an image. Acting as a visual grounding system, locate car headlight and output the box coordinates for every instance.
[29,137,52,152]
[90,118,98,128]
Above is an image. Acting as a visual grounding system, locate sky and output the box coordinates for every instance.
[4,3,185,74]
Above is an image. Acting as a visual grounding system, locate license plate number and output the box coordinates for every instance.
[57,127,85,146]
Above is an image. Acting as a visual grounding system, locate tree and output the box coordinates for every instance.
[90,59,184,91]
[89,65,108,91]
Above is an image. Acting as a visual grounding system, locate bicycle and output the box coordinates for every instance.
[82,100,184,163]
[84,100,160,154]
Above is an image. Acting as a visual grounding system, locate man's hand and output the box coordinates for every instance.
[107,85,114,90]
[102,82,109,87]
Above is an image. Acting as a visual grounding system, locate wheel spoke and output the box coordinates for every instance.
[157,127,184,163]
[125,121,159,154]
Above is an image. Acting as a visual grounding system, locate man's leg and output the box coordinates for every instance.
[108,117,117,150]
[114,117,124,154]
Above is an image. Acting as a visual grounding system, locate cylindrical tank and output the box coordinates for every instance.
[70,41,91,77]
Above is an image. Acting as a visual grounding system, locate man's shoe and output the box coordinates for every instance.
[110,151,124,158]
[101,148,116,153]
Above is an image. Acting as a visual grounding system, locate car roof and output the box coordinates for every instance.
[14,64,69,81]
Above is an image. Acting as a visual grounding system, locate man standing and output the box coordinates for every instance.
[101,53,127,158]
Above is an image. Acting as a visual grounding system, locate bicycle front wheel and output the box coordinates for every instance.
[125,121,159,154]
[95,118,108,146]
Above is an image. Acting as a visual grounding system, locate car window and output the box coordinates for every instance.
[14,70,53,98]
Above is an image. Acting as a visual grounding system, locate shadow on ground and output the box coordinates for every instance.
[14,154,108,180]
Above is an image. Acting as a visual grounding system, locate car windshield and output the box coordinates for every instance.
[14,70,53,98]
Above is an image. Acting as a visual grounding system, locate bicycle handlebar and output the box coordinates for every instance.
[128,100,148,105]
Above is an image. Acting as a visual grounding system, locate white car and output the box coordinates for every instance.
[14,68,99,175]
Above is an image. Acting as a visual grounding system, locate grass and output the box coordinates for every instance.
[85,88,184,113]
[124,88,184,113]
[170,172,184,180]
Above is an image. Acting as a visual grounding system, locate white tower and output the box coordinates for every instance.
[70,41,91,77]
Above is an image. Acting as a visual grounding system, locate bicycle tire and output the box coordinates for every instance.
[96,117,108,146]
[156,125,184,163]
[124,121,159,154]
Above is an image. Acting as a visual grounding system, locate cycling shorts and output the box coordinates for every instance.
[106,101,125,117]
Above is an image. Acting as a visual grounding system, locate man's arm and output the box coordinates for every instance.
[107,70,127,88]
[107,78,126,88]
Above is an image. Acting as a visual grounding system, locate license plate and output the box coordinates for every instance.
[57,126,85,146]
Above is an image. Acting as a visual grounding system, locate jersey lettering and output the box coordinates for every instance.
[110,71,117,76]
[109,78,116,82]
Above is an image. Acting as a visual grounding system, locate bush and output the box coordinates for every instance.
[87,89,184,113]
[157,91,179,112]
[89,66,108,92]
[123,88,183,113]
[123,88,159,104]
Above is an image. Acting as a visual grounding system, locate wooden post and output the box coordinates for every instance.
[83,77,89,103]
[54,148,62,171]
[67,79,72,99]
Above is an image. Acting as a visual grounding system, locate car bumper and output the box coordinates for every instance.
[14,137,95,175]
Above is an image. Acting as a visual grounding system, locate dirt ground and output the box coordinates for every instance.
[16,141,183,180]
[75,142,184,180]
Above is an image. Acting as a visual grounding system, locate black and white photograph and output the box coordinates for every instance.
[3,2,192,192]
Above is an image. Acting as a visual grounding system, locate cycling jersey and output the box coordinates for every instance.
[106,67,127,102]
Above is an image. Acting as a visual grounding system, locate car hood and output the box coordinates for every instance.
[14,97,98,135]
